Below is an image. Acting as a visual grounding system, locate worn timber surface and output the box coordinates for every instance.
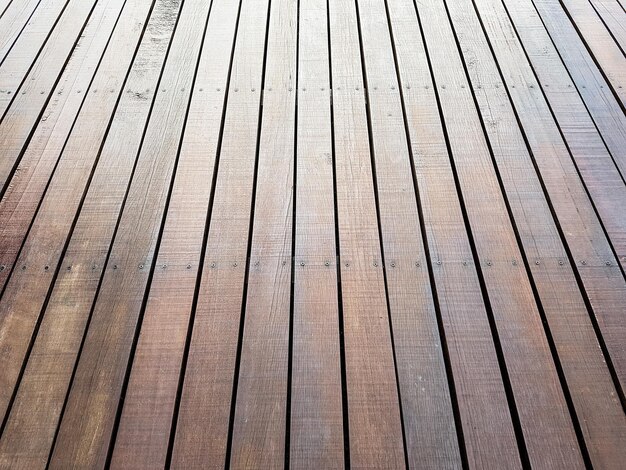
[0,0,625,468]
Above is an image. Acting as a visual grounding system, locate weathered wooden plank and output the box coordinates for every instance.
[506,0,626,182]
[0,0,159,444]
[289,0,344,466]
[386,0,523,467]
[328,0,405,466]
[0,0,98,191]
[227,0,297,466]
[0,0,43,62]
[0,0,129,291]
[493,0,626,385]
[556,0,626,101]
[109,0,240,467]
[446,0,626,465]
[0,0,178,465]
[0,0,69,111]
[45,0,211,466]
[588,0,626,50]
[355,0,464,467]
[169,0,270,465]
[413,0,585,466]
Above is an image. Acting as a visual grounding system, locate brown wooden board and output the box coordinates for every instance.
[508,0,626,182]
[355,0,464,466]
[0,0,128,291]
[227,0,297,466]
[0,0,69,113]
[0,0,97,191]
[386,0,523,466]
[109,0,241,467]
[45,0,211,466]
[414,0,584,466]
[557,0,626,101]
[169,0,271,465]
[446,0,626,465]
[0,0,160,443]
[0,0,178,464]
[327,0,405,466]
[496,0,626,384]
[289,0,344,466]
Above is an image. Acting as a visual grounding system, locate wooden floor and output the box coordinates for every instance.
[0,0,625,467]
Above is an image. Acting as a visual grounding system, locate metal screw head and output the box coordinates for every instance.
[211,262,216,268]
[300,261,305,266]
[233,262,237,267]
[345,263,350,267]
[162,264,167,269]
[67,266,71,271]
[113,265,118,269]
[415,262,420,267]
[606,261,611,266]
[139,264,144,269]
[535,260,540,265]
[373,262,378,267]
[45,265,49,271]
[558,260,564,266]
[390,262,395,268]
[486,261,492,266]
[0,265,4,271]
[187,264,192,269]
[325,261,330,267]
[436,260,442,265]
[581,260,587,265]
[463,261,467,266]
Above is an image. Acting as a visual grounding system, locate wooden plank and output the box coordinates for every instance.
[557,0,626,101]
[0,0,68,112]
[496,0,626,380]
[0,0,43,62]
[109,0,241,467]
[327,0,405,466]
[0,0,15,18]
[355,0,464,467]
[0,1,177,468]
[588,0,626,50]
[289,0,344,466]
[386,0,523,467]
[413,0,585,466]
[508,0,626,181]
[45,0,211,466]
[0,0,158,434]
[445,0,626,465]
[0,0,129,291]
[0,0,98,191]
[168,0,270,465]
[227,0,296,466]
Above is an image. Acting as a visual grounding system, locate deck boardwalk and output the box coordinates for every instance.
[0,0,624,467]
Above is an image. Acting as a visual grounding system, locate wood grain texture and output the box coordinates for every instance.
[46,0,211,466]
[328,0,405,466]
[0,0,158,441]
[169,0,270,465]
[446,0,626,465]
[386,0,522,467]
[0,0,44,62]
[0,0,97,190]
[290,0,344,466]
[507,0,626,183]
[355,0,463,467]
[588,0,626,50]
[109,1,240,468]
[414,0,584,466]
[557,0,626,102]
[228,0,297,466]
[496,0,626,385]
[0,0,127,292]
